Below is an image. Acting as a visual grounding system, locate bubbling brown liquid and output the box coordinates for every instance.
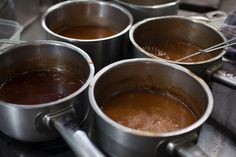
[58,25,118,40]
[142,40,214,62]
[0,70,84,105]
[102,89,197,133]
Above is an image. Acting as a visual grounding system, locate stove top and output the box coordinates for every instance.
[0,131,75,157]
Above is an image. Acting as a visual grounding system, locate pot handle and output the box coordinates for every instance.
[210,69,236,89]
[173,143,208,157]
[167,133,208,157]
[0,39,26,52]
[205,63,236,90]
[44,106,105,157]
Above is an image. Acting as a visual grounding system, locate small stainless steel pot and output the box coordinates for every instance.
[129,16,236,89]
[42,0,133,71]
[89,58,213,157]
[109,0,180,22]
[0,40,104,157]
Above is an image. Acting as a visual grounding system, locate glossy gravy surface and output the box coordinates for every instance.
[142,40,214,62]
[0,70,84,104]
[58,25,118,40]
[102,89,197,133]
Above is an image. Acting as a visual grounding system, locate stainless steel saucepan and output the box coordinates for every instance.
[89,58,213,157]
[109,0,180,22]
[129,16,236,89]
[41,0,133,71]
[0,40,104,157]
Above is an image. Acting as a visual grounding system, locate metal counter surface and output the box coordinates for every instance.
[0,12,236,157]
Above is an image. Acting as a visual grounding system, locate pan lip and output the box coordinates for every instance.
[89,58,213,138]
[41,0,133,43]
[129,15,227,65]
[0,40,95,109]
[111,0,180,9]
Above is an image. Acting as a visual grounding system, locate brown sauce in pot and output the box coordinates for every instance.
[0,70,84,105]
[142,40,214,62]
[58,25,118,40]
[102,89,197,133]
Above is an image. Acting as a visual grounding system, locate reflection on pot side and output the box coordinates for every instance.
[102,88,197,133]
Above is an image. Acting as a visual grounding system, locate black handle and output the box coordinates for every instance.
[175,143,208,157]
[211,69,236,90]
[167,133,208,157]
[206,63,236,90]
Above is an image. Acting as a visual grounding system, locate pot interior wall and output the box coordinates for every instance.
[44,2,130,35]
[94,60,209,121]
[0,43,89,87]
[133,17,225,58]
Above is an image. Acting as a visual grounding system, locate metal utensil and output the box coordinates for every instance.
[176,38,236,62]
[109,0,180,23]
[141,38,236,62]
[89,58,213,157]
[0,40,105,157]
[41,0,133,72]
[130,16,236,90]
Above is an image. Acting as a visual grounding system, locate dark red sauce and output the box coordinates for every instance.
[0,70,84,105]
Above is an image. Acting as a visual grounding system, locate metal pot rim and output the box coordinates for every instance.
[41,0,133,43]
[0,40,95,109]
[129,15,227,65]
[112,0,180,9]
[89,58,213,137]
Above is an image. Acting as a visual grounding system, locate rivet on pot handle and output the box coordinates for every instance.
[205,63,236,90]
[43,106,105,157]
[167,133,208,157]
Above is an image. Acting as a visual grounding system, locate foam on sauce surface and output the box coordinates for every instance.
[102,89,197,133]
